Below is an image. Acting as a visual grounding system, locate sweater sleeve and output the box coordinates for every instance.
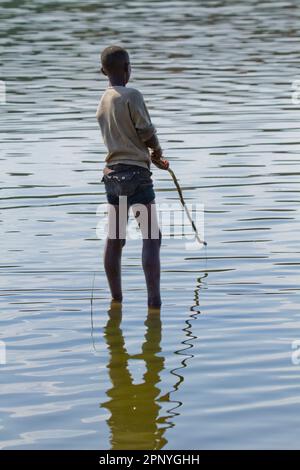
[128,89,156,142]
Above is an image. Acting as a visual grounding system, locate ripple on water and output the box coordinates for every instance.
[1,0,300,450]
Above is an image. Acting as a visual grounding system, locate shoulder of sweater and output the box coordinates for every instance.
[124,87,144,100]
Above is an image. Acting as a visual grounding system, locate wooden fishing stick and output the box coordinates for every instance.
[167,167,207,246]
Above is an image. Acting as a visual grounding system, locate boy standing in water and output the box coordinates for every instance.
[96,45,169,308]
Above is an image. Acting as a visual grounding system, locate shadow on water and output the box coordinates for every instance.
[90,273,207,450]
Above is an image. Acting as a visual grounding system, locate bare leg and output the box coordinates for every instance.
[132,201,162,308]
[104,238,124,301]
[142,236,161,308]
[104,203,128,302]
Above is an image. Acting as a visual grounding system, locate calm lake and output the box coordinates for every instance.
[1,0,300,450]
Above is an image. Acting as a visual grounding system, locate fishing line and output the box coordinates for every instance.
[90,271,99,353]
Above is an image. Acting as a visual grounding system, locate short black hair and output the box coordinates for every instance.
[101,45,129,74]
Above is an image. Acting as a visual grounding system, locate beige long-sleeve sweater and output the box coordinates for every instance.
[96,86,156,169]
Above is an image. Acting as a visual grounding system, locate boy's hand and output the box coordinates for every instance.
[150,146,163,160]
[151,156,170,170]
[103,167,114,176]
[150,148,169,170]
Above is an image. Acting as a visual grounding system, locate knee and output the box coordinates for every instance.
[146,230,161,246]
[151,231,162,247]
[106,237,126,248]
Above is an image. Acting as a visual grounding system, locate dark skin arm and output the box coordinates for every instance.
[144,133,169,170]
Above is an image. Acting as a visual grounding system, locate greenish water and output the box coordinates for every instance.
[1,0,300,450]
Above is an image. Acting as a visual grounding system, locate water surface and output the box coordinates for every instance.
[1,0,300,449]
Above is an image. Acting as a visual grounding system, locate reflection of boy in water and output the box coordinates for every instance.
[101,302,167,450]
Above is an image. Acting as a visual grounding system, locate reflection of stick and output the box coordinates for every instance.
[167,168,207,246]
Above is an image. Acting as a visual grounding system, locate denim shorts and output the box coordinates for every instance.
[101,163,155,206]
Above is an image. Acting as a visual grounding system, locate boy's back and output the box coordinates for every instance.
[96,85,156,169]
